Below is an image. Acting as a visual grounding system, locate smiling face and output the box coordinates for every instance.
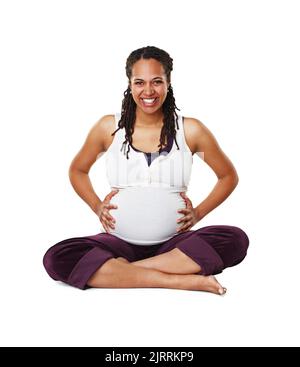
[129,58,170,115]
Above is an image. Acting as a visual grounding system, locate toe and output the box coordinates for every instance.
[218,287,227,295]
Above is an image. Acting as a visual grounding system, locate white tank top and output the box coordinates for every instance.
[104,113,193,245]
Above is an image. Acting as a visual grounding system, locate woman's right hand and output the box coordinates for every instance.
[96,189,119,233]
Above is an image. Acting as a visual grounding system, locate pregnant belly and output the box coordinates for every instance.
[108,187,187,245]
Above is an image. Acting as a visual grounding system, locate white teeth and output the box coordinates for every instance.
[142,98,156,103]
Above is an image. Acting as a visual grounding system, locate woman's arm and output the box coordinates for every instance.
[186,118,239,221]
[195,174,238,221]
[68,170,102,214]
[68,115,114,214]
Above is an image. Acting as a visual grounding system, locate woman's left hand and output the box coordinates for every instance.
[176,192,199,233]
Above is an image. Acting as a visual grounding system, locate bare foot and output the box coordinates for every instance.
[179,274,227,295]
[117,259,226,295]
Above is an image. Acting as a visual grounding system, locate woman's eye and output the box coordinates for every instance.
[134,81,162,85]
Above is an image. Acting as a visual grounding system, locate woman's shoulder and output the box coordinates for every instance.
[99,114,116,126]
[183,116,225,157]
[182,116,206,154]
[94,114,118,151]
[183,116,205,131]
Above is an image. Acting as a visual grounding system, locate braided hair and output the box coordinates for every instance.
[111,46,181,159]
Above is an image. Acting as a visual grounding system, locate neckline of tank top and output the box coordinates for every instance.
[129,134,174,156]
[112,114,188,155]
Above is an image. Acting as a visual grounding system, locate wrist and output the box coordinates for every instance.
[92,200,102,215]
[195,206,205,222]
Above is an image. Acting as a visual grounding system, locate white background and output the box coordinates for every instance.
[1,0,299,347]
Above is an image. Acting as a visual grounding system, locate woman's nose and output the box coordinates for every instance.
[144,84,154,94]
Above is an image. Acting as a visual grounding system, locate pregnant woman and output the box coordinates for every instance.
[43,46,249,295]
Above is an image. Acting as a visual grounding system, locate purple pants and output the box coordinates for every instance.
[43,225,249,290]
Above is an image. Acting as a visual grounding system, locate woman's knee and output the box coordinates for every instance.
[42,240,77,281]
[230,226,250,265]
[43,246,61,280]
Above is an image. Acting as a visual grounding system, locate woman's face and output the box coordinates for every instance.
[129,58,170,113]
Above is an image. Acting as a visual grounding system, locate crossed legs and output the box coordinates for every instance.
[129,248,201,274]
[45,225,249,295]
[87,248,226,295]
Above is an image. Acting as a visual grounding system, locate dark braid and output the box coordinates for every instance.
[111,45,181,159]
